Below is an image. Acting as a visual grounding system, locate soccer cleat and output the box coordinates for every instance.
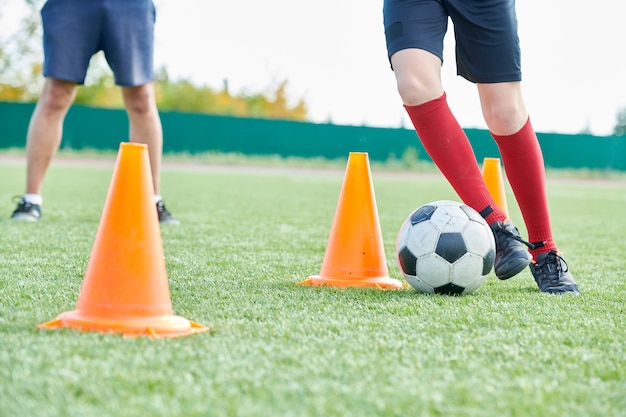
[10,197,41,222]
[490,220,533,280]
[530,250,580,295]
[156,200,179,225]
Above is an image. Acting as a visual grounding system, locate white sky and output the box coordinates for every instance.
[151,0,626,136]
[3,0,626,136]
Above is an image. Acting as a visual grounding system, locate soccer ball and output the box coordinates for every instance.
[395,200,495,295]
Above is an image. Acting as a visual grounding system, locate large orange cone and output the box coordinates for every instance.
[299,152,403,289]
[481,157,509,218]
[39,142,208,338]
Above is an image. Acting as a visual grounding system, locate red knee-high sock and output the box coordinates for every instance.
[404,93,506,224]
[491,118,556,257]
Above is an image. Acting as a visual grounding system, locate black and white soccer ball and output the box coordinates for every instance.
[395,200,496,295]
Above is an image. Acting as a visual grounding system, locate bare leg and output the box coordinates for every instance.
[25,78,76,195]
[391,48,443,106]
[121,82,162,195]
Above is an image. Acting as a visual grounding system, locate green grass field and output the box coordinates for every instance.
[1,155,625,417]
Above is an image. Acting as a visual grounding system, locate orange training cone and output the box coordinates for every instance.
[481,157,509,218]
[39,142,208,338]
[299,152,403,289]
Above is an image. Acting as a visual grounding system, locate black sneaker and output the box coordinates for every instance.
[530,250,580,295]
[156,200,179,225]
[490,220,533,280]
[11,197,41,222]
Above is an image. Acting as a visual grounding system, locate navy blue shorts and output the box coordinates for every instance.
[41,0,156,86]
[383,0,522,83]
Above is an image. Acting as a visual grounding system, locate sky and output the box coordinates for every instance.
[2,0,626,136]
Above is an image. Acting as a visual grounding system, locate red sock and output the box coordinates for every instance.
[404,93,506,224]
[491,118,556,257]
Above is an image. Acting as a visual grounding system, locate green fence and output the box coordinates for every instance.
[1,101,624,170]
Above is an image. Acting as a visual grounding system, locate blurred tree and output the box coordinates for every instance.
[0,0,45,100]
[153,70,308,120]
[613,107,626,136]
[0,0,308,121]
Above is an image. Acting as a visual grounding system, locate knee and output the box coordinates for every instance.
[483,102,527,135]
[479,84,529,134]
[39,81,75,114]
[397,77,434,106]
[391,49,443,106]
[123,86,155,116]
[396,76,442,107]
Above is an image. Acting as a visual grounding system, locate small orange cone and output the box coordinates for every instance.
[299,152,403,289]
[39,142,208,338]
[481,157,509,218]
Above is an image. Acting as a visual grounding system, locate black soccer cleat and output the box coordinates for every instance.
[490,220,533,280]
[530,250,580,295]
[156,200,179,225]
[10,197,41,222]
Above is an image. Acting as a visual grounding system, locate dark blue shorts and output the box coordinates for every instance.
[383,0,522,83]
[41,0,156,86]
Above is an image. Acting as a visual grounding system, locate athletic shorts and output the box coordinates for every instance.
[41,0,156,86]
[383,0,522,83]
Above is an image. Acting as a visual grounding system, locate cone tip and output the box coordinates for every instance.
[120,142,148,151]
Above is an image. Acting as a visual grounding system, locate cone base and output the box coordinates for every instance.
[300,274,403,289]
[38,310,209,338]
